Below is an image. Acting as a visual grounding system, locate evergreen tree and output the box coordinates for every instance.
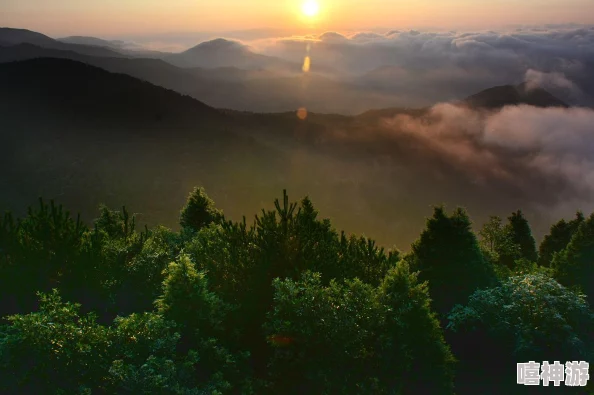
[179,187,224,233]
[553,213,594,306]
[0,199,86,317]
[448,273,594,394]
[155,255,227,346]
[539,211,584,267]
[265,266,455,395]
[411,206,496,316]
[506,210,538,263]
[478,215,521,269]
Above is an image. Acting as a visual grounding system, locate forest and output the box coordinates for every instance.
[1,187,593,395]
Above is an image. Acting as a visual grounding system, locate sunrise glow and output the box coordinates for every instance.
[302,0,320,18]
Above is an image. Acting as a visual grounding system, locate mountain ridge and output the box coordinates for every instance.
[0,27,127,58]
[463,83,569,109]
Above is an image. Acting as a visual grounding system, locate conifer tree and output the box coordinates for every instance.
[155,255,226,346]
[478,215,521,269]
[411,206,496,316]
[179,187,224,233]
[553,213,594,305]
[506,210,538,263]
[539,211,584,267]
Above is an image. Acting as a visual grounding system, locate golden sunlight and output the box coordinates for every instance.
[302,0,320,18]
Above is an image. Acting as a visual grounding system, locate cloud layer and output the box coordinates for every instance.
[250,25,594,107]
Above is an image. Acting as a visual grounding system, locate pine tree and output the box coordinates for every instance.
[539,211,584,267]
[506,210,538,263]
[478,215,521,269]
[411,206,496,316]
[179,187,224,233]
[553,213,594,305]
[155,255,226,346]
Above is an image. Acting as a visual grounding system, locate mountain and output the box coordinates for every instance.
[464,83,568,109]
[0,28,126,58]
[164,38,300,71]
[0,57,286,233]
[0,44,401,114]
[0,27,57,47]
[58,35,170,58]
[0,57,219,125]
[58,36,124,48]
[0,57,578,249]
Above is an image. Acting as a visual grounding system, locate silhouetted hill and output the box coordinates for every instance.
[0,58,284,235]
[0,44,401,114]
[0,27,127,58]
[464,83,568,109]
[0,27,56,47]
[0,44,229,99]
[164,38,300,71]
[58,35,122,48]
[0,58,219,127]
[57,35,170,58]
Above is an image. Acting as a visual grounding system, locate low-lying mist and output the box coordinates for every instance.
[2,58,593,250]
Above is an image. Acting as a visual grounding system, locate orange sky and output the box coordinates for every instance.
[2,0,594,37]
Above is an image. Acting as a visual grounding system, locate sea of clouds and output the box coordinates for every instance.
[243,25,594,106]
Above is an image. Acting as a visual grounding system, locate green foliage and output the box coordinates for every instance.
[180,187,224,233]
[478,215,521,269]
[553,213,594,306]
[539,212,585,267]
[506,210,538,263]
[0,290,110,394]
[0,291,248,395]
[3,187,594,395]
[155,255,227,344]
[107,313,241,395]
[447,273,594,393]
[0,199,86,316]
[184,191,399,379]
[411,206,497,316]
[448,273,594,361]
[265,265,455,395]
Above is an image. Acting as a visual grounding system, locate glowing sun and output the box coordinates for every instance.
[302,0,320,17]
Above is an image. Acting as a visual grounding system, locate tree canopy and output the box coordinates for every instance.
[1,188,593,394]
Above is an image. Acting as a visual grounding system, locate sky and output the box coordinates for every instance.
[3,0,594,38]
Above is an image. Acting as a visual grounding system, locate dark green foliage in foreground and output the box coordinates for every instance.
[448,273,594,394]
[1,188,594,395]
[410,206,497,316]
[0,199,86,316]
[266,266,455,395]
[507,210,539,263]
[479,215,522,269]
[539,211,585,267]
[0,290,241,395]
[553,213,594,306]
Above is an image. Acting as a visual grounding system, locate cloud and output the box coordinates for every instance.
[275,101,594,245]
[524,69,585,103]
[378,104,594,214]
[251,25,594,106]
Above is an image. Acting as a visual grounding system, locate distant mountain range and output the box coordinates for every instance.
[0,27,573,114]
[57,35,168,57]
[0,42,568,115]
[0,28,126,58]
[0,43,401,114]
[164,38,298,71]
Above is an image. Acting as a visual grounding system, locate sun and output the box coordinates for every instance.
[302,0,320,17]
